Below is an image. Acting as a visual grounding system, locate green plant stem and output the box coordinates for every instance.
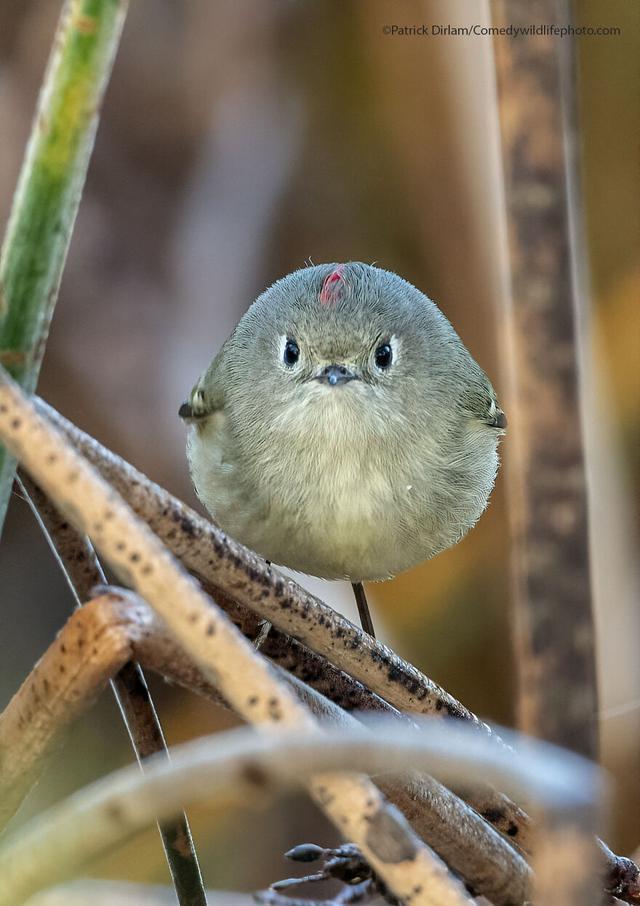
[0,0,128,534]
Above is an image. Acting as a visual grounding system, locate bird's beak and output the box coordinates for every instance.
[179,401,207,422]
[313,364,359,386]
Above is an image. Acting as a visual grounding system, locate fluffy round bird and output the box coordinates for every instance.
[180,262,506,583]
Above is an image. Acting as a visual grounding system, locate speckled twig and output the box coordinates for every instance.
[0,719,604,906]
[0,369,470,906]
[34,396,532,851]
[1,585,531,906]
[16,475,207,906]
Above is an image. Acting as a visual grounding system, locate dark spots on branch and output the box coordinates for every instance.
[314,785,334,807]
[242,762,269,787]
[482,807,506,824]
[106,802,124,822]
[180,517,196,537]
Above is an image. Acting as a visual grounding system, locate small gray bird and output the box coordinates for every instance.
[180,262,506,589]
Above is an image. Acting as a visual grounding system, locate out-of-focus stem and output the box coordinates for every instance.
[0,0,128,534]
[491,0,599,760]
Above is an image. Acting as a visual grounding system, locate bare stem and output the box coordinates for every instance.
[16,475,207,906]
[0,587,531,906]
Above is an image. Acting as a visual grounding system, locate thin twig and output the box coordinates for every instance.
[0,0,128,533]
[0,368,472,906]
[0,587,531,906]
[0,719,605,906]
[16,475,207,906]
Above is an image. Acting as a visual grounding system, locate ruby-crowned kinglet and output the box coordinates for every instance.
[179,262,506,583]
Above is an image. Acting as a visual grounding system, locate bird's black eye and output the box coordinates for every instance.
[374,342,393,369]
[283,338,300,366]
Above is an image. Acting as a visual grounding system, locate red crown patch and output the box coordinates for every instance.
[319,265,347,305]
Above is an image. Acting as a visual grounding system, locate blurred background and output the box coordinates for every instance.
[0,0,638,894]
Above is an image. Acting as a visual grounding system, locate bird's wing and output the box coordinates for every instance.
[460,377,507,431]
[178,351,225,421]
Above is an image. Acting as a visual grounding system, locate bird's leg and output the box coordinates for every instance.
[351,582,376,638]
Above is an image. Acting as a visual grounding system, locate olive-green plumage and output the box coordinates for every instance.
[181,262,505,581]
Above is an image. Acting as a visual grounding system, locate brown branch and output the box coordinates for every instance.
[29,396,640,904]
[16,474,207,906]
[0,588,531,905]
[0,368,472,906]
[35,396,532,852]
[490,0,598,759]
